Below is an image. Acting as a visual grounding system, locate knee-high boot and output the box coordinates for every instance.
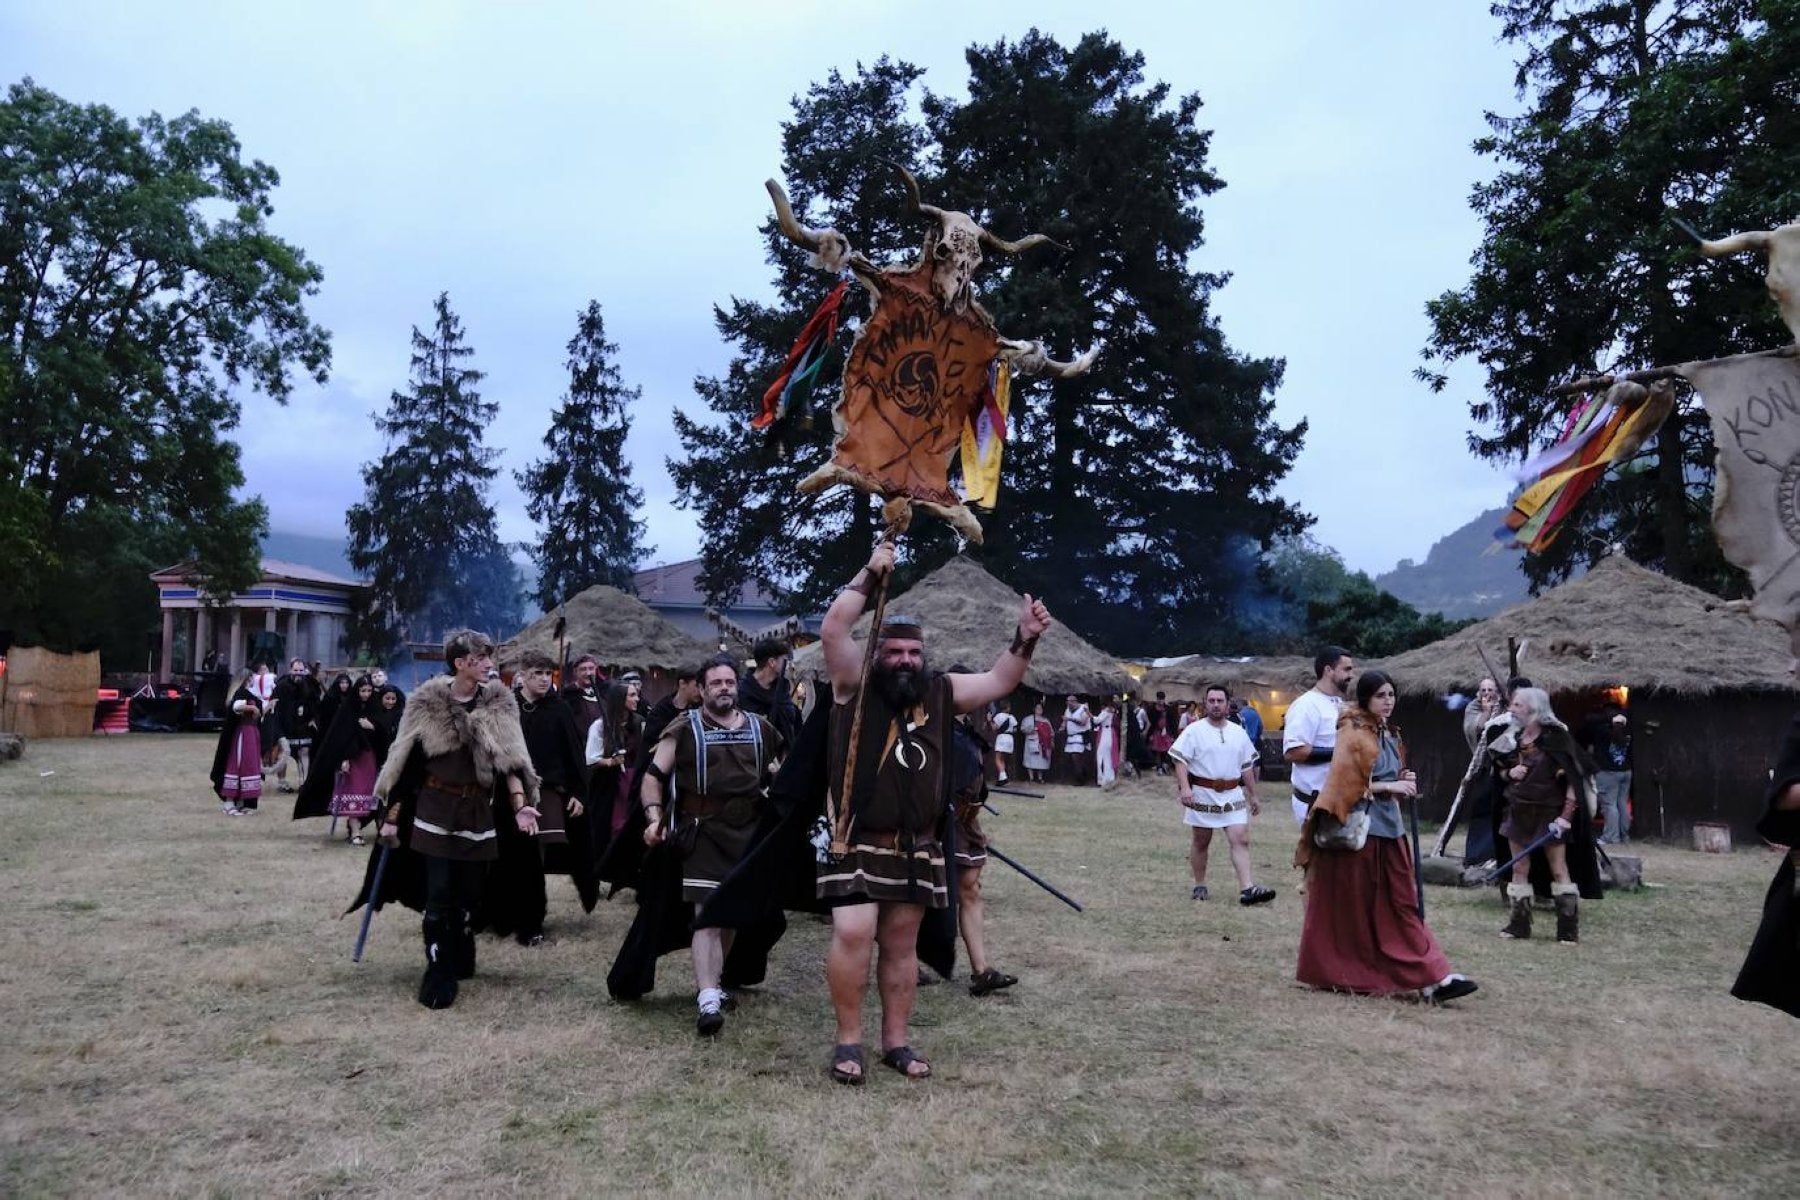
[451,911,477,980]
[1553,882,1580,944]
[1500,882,1533,939]
[419,915,459,1009]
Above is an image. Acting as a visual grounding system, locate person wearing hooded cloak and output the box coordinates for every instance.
[209,669,267,815]
[1732,713,1800,1019]
[293,675,394,844]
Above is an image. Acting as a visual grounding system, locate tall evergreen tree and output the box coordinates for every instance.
[670,59,937,616]
[347,293,519,654]
[519,301,649,607]
[670,36,1307,655]
[1420,0,1796,594]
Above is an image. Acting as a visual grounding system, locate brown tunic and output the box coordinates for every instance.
[412,741,499,862]
[818,673,953,907]
[1499,741,1576,845]
[661,709,781,902]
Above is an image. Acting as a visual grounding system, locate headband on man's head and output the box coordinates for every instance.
[878,614,924,642]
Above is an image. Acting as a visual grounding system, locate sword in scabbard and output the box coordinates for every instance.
[986,844,1084,912]
[1482,827,1562,884]
[352,842,393,962]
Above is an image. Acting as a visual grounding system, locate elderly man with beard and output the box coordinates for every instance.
[641,655,784,1036]
[818,542,1052,1084]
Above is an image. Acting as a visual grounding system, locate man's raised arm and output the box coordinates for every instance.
[949,594,1052,715]
[821,543,894,701]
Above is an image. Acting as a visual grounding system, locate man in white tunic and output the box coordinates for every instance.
[1170,685,1274,905]
[1282,646,1353,825]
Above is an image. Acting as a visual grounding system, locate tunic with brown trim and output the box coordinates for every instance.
[661,709,782,903]
[818,672,953,907]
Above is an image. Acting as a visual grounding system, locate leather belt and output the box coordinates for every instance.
[1193,777,1242,792]
[1190,799,1248,814]
[424,774,488,800]
[1293,788,1319,803]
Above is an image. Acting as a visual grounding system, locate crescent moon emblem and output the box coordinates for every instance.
[892,741,926,771]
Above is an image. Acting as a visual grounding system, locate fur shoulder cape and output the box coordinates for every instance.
[373,676,539,806]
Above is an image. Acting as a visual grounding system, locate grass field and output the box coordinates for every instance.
[2,733,1796,1198]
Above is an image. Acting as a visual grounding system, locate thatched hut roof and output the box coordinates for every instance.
[790,556,1133,697]
[499,585,715,673]
[1137,656,1317,703]
[1375,555,1799,697]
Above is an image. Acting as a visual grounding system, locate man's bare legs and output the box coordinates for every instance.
[826,900,928,1078]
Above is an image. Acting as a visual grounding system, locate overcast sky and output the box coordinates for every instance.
[4,0,1525,577]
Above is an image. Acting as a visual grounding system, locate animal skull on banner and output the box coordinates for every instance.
[766,165,1098,541]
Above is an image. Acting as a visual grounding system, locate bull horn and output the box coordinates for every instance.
[765,178,823,252]
[885,160,944,223]
[981,229,1066,256]
[1700,229,1773,258]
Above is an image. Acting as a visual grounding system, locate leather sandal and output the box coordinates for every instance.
[879,1045,932,1079]
[829,1043,865,1086]
[968,967,1018,996]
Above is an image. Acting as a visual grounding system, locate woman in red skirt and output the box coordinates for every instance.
[1294,670,1478,1003]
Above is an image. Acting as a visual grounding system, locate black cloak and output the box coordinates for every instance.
[208,685,262,798]
[1731,714,1800,1019]
[292,691,393,820]
[516,689,599,914]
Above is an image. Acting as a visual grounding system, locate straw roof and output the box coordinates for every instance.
[790,556,1133,697]
[499,585,715,673]
[1374,555,1800,697]
[1137,656,1317,702]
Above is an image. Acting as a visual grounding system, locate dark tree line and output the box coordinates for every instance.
[1421,0,1797,596]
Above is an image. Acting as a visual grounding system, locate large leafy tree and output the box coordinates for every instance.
[1420,0,1796,593]
[347,293,519,654]
[0,79,330,664]
[518,301,649,608]
[671,34,1306,655]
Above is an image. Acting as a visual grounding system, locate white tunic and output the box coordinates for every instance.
[991,711,1018,754]
[1170,718,1258,827]
[1282,688,1344,822]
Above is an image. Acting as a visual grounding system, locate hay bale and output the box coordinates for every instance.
[1,647,101,739]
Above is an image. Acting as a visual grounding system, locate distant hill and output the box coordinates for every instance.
[1374,507,1566,619]
[262,530,355,578]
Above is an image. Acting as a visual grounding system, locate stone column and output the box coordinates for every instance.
[159,609,175,679]
[229,610,243,673]
[196,609,213,670]
[285,610,300,662]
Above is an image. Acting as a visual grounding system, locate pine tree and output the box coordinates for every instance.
[1420,0,1796,594]
[519,301,649,607]
[669,59,936,615]
[347,293,520,653]
[669,36,1307,654]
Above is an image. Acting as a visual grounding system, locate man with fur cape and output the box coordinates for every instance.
[345,630,543,1010]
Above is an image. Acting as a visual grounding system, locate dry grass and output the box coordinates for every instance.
[2,736,1797,1198]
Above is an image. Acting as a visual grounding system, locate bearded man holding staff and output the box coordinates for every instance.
[818,541,1052,1083]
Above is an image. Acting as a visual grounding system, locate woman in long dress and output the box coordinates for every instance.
[294,676,393,844]
[1021,701,1053,783]
[209,670,266,815]
[1294,670,1478,1003]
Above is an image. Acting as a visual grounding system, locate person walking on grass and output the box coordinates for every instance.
[816,541,1051,1084]
[1170,685,1275,906]
[366,629,541,1010]
[1294,670,1478,1003]
[209,667,267,815]
[639,655,784,1036]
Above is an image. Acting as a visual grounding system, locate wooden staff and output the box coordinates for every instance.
[829,498,911,857]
